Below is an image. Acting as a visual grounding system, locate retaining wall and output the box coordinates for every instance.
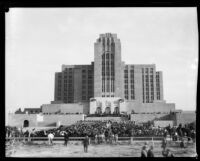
[175,111,196,126]
[130,113,175,123]
[7,114,84,127]
[85,117,125,122]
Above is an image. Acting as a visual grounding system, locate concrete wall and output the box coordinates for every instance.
[7,113,37,127]
[85,117,124,122]
[83,102,90,114]
[126,101,175,114]
[154,120,174,127]
[114,37,124,98]
[41,103,89,114]
[175,111,196,126]
[7,114,84,128]
[37,114,84,127]
[130,113,174,123]
[94,39,102,97]
[133,65,144,103]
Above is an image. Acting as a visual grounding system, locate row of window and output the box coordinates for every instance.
[82,85,93,89]
[102,52,115,93]
[82,90,93,94]
[102,42,115,51]
[102,95,115,97]
[64,71,73,75]
[142,68,154,73]
[82,75,93,79]
[125,90,129,95]
[64,97,74,100]
[124,69,134,73]
[102,80,115,92]
[82,69,93,73]
[102,72,115,76]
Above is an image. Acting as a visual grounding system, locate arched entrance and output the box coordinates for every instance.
[23,120,29,127]
[105,107,111,114]
[114,106,120,114]
[96,107,102,114]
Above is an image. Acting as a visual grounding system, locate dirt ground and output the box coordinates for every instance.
[6,140,197,157]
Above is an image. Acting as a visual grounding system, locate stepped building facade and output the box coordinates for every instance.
[50,33,175,114]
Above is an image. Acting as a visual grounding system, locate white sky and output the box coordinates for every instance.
[5,8,198,117]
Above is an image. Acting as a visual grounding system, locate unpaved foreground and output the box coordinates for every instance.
[6,141,197,157]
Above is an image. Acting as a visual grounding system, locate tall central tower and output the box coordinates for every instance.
[94,33,124,98]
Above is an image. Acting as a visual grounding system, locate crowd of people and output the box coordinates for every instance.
[31,120,196,143]
[6,120,196,142]
[5,121,196,156]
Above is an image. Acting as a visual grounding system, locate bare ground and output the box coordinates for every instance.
[6,140,197,157]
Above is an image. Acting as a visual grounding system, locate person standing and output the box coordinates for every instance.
[64,131,69,146]
[48,132,54,145]
[141,145,148,157]
[104,130,108,143]
[83,135,89,153]
[95,134,98,144]
[161,137,167,150]
[147,145,154,157]
[114,134,118,143]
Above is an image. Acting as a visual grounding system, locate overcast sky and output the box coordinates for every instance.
[5,8,198,117]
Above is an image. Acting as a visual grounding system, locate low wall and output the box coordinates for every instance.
[7,114,84,128]
[175,111,196,126]
[154,120,174,127]
[130,113,174,123]
[41,103,89,114]
[7,113,37,127]
[126,101,175,114]
[85,117,124,122]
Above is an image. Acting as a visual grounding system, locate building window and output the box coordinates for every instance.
[131,95,135,100]
[150,68,153,73]
[82,91,86,95]
[124,85,128,89]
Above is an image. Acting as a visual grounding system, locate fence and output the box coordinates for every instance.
[6,136,164,141]
[6,136,194,143]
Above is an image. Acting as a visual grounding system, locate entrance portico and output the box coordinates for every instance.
[89,97,126,114]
